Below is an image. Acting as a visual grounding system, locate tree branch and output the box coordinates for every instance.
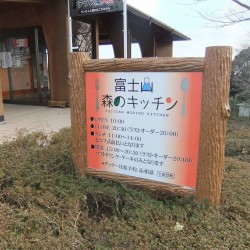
[232,0,250,11]
[197,9,250,27]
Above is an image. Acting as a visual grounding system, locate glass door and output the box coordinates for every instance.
[9,36,36,103]
[0,27,50,105]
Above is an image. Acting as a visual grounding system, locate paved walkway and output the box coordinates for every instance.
[0,104,71,143]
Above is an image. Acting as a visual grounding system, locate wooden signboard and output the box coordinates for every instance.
[69,46,232,206]
[71,0,123,16]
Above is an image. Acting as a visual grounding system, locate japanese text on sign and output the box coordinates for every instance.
[86,72,202,188]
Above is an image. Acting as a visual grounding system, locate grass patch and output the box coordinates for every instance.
[226,118,250,159]
[0,120,249,249]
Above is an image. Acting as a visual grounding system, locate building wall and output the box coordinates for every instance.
[42,0,70,102]
[0,68,9,99]
[0,1,70,103]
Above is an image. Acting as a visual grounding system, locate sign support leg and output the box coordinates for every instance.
[196,46,232,206]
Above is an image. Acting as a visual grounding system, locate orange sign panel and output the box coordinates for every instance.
[86,72,202,189]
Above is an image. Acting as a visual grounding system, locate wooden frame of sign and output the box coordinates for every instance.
[69,46,232,206]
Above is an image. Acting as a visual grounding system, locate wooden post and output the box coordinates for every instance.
[91,20,99,59]
[0,78,4,122]
[196,46,232,206]
[68,53,89,174]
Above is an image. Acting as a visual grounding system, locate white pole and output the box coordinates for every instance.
[123,0,128,58]
[68,0,73,52]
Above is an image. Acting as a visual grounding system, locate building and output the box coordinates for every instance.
[0,0,190,122]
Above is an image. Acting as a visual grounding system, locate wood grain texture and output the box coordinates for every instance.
[87,169,196,196]
[83,57,204,72]
[68,53,90,174]
[196,46,232,206]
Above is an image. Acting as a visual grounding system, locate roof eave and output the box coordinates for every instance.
[127,4,190,41]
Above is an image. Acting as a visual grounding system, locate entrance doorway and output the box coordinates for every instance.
[0,27,50,105]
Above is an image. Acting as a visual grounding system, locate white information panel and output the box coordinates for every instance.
[86,72,202,188]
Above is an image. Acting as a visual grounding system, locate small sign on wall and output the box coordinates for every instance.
[1,52,12,68]
[12,56,22,68]
[86,72,202,189]
[13,38,28,48]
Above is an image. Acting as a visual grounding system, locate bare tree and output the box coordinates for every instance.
[72,20,92,57]
[70,0,92,57]
[194,0,250,27]
[231,46,250,101]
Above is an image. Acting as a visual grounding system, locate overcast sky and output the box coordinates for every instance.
[99,0,249,58]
